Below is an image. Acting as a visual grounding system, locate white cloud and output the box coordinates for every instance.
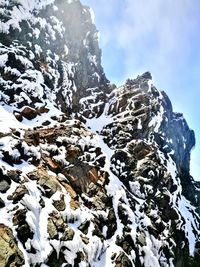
[112,0,199,78]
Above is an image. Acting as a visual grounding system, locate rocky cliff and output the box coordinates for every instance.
[0,0,199,266]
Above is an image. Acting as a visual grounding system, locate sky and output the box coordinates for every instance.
[81,0,200,181]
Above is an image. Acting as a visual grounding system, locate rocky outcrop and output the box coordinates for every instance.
[0,0,109,117]
[0,1,199,267]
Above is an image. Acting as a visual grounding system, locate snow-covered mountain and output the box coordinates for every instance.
[0,0,199,266]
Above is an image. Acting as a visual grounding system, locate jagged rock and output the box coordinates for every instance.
[47,218,58,239]
[50,211,65,232]
[13,111,23,122]
[115,252,132,267]
[53,195,66,211]
[7,170,21,183]
[107,208,117,239]
[67,146,81,162]
[37,107,50,114]
[27,168,61,197]
[80,234,89,244]
[8,185,29,204]
[137,232,147,247]
[43,157,61,172]
[0,224,25,266]
[116,234,136,255]
[42,120,51,126]
[61,226,75,241]
[78,221,90,235]
[13,209,33,244]
[0,1,199,266]
[61,183,80,210]
[64,163,100,193]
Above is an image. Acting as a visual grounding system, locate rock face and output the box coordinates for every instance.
[0,1,200,267]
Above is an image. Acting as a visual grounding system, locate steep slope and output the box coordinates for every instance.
[0,1,200,267]
[0,0,109,117]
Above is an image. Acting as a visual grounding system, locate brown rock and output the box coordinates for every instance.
[21,106,38,120]
[13,111,23,122]
[115,252,132,267]
[88,167,99,184]
[61,226,75,241]
[63,163,100,193]
[53,195,66,211]
[80,234,89,244]
[45,157,61,172]
[37,107,49,114]
[47,218,58,239]
[50,211,65,231]
[0,224,25,266]
[9,185,29,204]
[60,183,79,209]
[67,146,81,162]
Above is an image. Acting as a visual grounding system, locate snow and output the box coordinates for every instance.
[33,28,40,39]
[86,103,113,133]
[89,8,95,24]
[0,105,28,133]
[0,1,199,266]
[64,45,69,56]
[22,182,53,264]
[0,54,8,67]
[137,118,143,129]
[0,0,55,33]
[85,106,136,266]
[178,196,198,255]
[148,104,164,132]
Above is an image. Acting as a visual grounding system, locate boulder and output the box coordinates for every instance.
[0,178,11,193]
[21,107,38,120]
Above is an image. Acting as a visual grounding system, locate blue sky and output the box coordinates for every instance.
[81,0,200,181]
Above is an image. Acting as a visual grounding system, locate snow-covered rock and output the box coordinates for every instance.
[0,1,199,267]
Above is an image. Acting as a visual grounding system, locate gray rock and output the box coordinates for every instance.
[137,232,146,246]
[0,179,10,193]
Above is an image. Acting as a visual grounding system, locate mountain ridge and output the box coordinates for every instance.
[0,0,200,266]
